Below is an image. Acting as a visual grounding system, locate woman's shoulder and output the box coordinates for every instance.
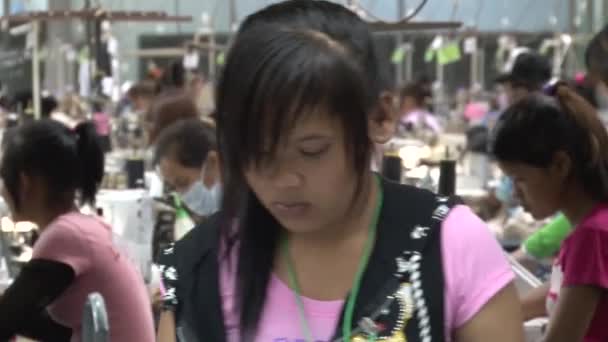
[32,212,105,273]
[441,205,497,245]
[40,212,106,241]
[175,212,222,248]
[166,212,223,270]
[157,213,223,311]
[381,178,438,206]
[579,203,608,233]
[441,205,514,329]
[440,205,510,268]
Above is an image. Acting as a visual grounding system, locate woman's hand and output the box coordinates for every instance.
[455,283,524,342]
[151,289,163,312]
[521,283,550,321]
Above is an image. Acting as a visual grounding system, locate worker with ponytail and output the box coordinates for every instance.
[491,83,608,341]
[0,120,154,341]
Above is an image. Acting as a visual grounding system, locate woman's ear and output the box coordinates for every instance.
[369,91,398,144]
[551,151,572,183]
[19,172,31,196]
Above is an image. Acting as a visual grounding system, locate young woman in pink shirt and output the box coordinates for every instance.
[0,120,154,341]
[158,2,524,342]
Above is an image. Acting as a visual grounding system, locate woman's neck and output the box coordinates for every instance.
[560,185,598,226]
[35,205,77,231]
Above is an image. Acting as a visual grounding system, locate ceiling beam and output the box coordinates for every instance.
[0,10,192,23]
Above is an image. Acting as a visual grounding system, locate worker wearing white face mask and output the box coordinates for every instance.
[155,118,221,224]
[179,165,221,217]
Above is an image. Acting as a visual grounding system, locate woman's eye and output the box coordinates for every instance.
[300,145,329,157]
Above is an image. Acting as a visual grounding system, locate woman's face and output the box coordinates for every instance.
[158,156,201,194]
[400,96,418,114]
[244,113,361,235]
[498,161,563,219]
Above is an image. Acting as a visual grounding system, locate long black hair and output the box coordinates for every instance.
[216,24,376,337]
[0,119,104,210]
[491,85,608,201]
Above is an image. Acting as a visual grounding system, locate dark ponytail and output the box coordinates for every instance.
[554,84,608,200]
[74,122,105,205]
[0,119,104,211]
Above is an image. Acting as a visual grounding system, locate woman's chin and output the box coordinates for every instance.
[279,218,329,237]
[281,222,322,235]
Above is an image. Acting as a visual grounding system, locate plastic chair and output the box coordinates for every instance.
[82,292,110,342]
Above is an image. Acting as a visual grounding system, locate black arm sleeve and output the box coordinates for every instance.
[0,259,75,341]
[16,310,72,342]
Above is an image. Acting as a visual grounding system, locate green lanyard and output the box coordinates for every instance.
[283,176,383,342]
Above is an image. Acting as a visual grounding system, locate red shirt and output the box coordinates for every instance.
[548,204,608,341]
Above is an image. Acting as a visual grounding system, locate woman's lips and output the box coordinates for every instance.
[271,201,311,218]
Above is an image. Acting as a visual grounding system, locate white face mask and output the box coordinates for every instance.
[180,181,220,217]
[179,166,221,217]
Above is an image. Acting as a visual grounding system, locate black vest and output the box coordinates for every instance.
[165,178,460,342]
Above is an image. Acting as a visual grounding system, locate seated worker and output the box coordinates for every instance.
[127,80,158,116]
[145,94,201,197]
[398,82,441,135]
[491,86,608,341]
[510,76,596,267]
[0,120,155,342]
[495,52,552,106]
[154,118,221,225]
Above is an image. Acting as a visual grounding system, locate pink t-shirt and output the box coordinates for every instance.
[547,204,608,341]
[401,109,442,134]
[220,206,514,341]
[33,212,155,342]
[92,112,111,136]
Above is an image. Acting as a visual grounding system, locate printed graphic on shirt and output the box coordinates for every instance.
[350,198,449,342]
[351,283,413,342]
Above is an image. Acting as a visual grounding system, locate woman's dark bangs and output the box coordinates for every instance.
[225,29,372,171]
